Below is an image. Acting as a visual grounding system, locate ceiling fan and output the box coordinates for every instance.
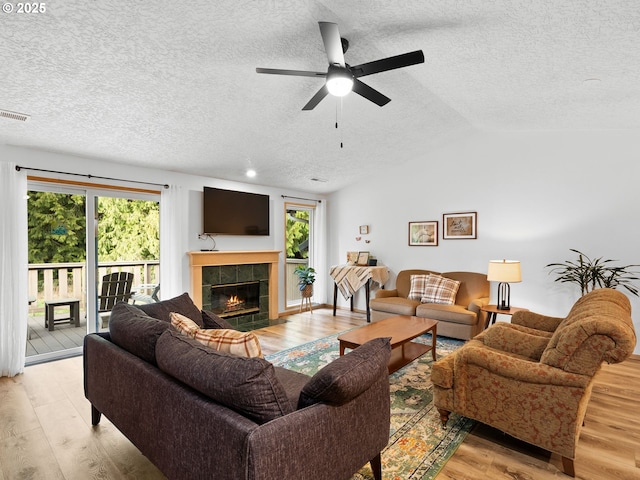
[256,21,425,110]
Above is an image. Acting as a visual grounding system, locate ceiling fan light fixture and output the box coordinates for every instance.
[326,67,353,97]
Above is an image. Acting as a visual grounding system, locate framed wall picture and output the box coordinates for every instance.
[357,251,370,266]
[359,225,370,234]
[408,221,438,246]
[443,212,477,239]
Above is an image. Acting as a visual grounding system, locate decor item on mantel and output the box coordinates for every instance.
[546,248,639,297]
[487,260,522,310]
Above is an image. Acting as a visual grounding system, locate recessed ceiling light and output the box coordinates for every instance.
[310,177,328,182]
[582,78,602,87]
[246,169,257,178]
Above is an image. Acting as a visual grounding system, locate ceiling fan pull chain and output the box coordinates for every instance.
[340,97,344,148]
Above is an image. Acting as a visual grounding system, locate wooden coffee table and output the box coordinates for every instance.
[338,316,438,374]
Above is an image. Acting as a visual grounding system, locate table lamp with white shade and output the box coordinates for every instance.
[487,260,522,310]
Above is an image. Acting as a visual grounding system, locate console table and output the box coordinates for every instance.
[329,265,389,322]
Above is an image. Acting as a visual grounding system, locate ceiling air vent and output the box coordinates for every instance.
[0,109,31,122]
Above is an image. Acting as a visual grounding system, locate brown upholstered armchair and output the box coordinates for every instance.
[431,288,636,477]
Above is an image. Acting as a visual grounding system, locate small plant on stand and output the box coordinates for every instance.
[294,265,316,312]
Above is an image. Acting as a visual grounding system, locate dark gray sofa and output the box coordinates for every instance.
[83,293,391,480]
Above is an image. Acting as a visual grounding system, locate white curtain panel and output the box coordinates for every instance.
[160,185,188,299]
[0,162,28,377]
[313,199,328,303]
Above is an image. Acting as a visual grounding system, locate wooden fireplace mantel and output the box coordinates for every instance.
[188,250,281,319]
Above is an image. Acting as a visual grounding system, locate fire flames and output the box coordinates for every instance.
[226,295,245,311]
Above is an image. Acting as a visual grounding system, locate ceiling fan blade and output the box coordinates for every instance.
[302,85,329,110]
[256,67,326,78]
[352,79,391,107]
[351,50,425,78]
[319,22,345,67]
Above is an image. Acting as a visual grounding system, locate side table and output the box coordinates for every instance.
[481,304,529,329]
[45,298,80,331]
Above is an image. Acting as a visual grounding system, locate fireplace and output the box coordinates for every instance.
[188,250,281,331]
[210,281,260,318]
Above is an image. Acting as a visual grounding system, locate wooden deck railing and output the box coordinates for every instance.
[29,260,307,313]
[286,258,308,304]
[28,260,160,314]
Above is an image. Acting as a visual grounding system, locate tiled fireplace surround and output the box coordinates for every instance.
[188,251,280,331]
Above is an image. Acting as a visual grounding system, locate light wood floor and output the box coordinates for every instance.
[1,308,638,480]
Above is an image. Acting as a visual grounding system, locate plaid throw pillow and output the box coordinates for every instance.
[170,311,200,337]
[421,275,461,305]
[170,312,263,358]
[408,274,431,300]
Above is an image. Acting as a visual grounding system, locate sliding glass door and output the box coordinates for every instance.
[284,203,315,309]
[26,181,160,364]
[26,186,88,364]
[95,195,160,332]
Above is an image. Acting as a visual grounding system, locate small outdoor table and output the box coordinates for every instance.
[45,298,80,331]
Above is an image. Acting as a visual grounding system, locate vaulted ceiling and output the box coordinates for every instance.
[2,1,639,193]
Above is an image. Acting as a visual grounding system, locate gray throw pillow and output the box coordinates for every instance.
[137,292,204,327]
[109,302,170,365]
[201,310,236,330]
[155,329,295,424]
[298,337,391,408]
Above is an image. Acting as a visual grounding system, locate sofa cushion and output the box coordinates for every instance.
[202,310,236,329]
[274,366,312,409]
[395,269,439,299]
[298,337,391,408]
[137,292,204,327]
[171,312,263,358]
[369,297,421,316]
[421,275,460,305]
[109,302,170,365]
[480,323,551,361]
[416,303,476,325]
[442,271,489,308]
[155,328,294,424]
[408,274,431,300]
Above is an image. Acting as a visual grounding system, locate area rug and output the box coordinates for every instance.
[266,332,476,480]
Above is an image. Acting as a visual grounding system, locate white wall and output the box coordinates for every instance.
[3,129,639,354]
[326,130,640,354]
[1,145,326,312]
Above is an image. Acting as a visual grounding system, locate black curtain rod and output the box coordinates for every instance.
[281,195,322,203]
[15,165,169,189]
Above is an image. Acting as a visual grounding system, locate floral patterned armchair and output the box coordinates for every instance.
[431,288,636,477]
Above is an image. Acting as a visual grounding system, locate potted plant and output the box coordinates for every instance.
[546,249,640,297]
[294,265,316,298]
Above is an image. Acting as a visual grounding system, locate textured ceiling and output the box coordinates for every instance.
[1,1,639,193]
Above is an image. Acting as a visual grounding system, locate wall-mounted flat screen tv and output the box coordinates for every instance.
[203,187,270,236]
